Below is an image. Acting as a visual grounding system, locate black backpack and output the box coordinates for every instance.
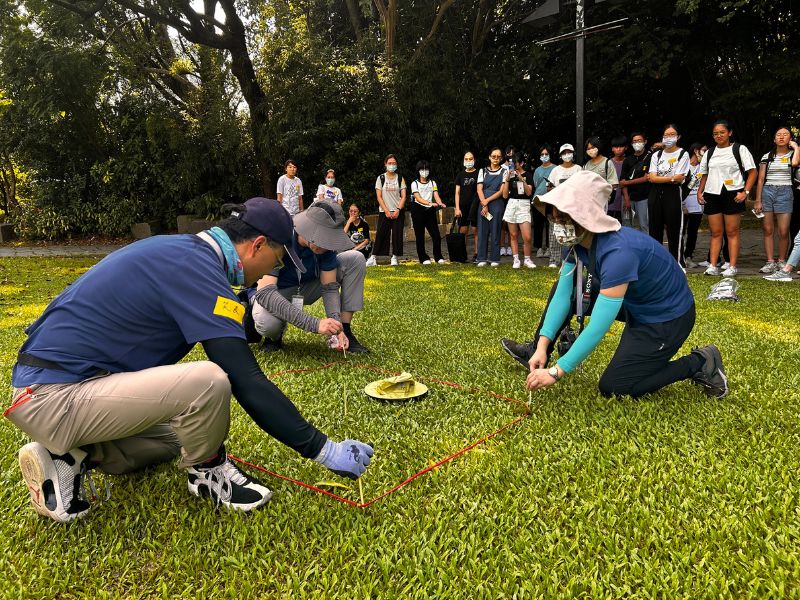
[761,148,797,182]
[705,142,746,177]
[379,172,407,203]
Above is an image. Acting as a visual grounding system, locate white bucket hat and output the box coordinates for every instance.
[533,170,621,234]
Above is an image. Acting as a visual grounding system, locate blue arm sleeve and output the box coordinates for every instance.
[557,295,624,374]
[539,262,577,341]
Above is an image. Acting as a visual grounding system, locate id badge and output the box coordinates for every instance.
[724,179,734,186]
[291,294,304,310]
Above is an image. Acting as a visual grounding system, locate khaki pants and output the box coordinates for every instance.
[6,361,231,473]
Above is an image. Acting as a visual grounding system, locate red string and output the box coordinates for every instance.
[229,361,530,508]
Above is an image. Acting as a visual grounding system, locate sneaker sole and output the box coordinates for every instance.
[694,345,729,399]
[764,276,793,282]
[18,444,83,522]
[188,480,273,512]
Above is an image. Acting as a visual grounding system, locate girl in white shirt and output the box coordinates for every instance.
[410,160,446,264]
[316,169,344,204]
[697,119,758,277]
[276,159,304,215]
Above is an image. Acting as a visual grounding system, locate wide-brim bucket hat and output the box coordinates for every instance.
[364,372,428,402]
[293,200,355,252]
[533,170,621,234]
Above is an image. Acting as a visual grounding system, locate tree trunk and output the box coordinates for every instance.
[344,0,363,41]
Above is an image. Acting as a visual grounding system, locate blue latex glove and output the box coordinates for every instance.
[314,439,374,479]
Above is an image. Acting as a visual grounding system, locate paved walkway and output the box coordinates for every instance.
[0,226,794,279]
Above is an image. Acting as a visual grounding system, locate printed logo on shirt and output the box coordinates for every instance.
[213,296,245,324]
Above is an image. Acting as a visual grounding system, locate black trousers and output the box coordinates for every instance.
[532,206,549,249]
[531,276,701,398]
[791,189,800,245]
[410,204,443,263]
[372,211,404,257]
[683,213,703,259]
[648,185,684,264]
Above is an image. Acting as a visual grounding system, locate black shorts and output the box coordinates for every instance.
[703,187,746,216]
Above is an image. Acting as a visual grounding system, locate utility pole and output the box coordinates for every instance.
[575,0,585,151]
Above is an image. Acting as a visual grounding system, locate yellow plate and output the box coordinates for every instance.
[364,379,429,401]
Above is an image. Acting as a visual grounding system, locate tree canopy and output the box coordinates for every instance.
[1,0,797,238]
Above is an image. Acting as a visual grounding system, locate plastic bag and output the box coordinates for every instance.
[707,277,740,302]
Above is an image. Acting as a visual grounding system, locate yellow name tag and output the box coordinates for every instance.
[213,296,245,324]
[724,179,734,186]
[781,157,789,163]
[668,158,677,165]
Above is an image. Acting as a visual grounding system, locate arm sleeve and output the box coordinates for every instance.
[742,146,757,171]
[320,281,341,321]
[202,337,327,458]
[675,152,690,175]
[253,285,320,333]
[539,262,576,340]
[557,295,623,373]
[698,152,709,175]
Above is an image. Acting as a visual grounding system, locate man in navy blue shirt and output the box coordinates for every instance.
[244,200,370,354]
[501,171,728,399]
[8,198,373,523]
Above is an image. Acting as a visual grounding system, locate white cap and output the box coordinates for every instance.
[559,143,575,154]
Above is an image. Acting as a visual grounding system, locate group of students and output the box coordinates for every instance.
[348,121,800,279]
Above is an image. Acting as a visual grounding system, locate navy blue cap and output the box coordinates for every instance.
[234,197,305,273]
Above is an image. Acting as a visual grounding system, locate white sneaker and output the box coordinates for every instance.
[704,265,721,276]
[777,261,786,270]
[18,443,93,523]
[698,260,710,267]
[524,257,536,269]
[437,259,446,264]
[764,269,792,282]
[721,266,738,277]
[685,258,698,269]
[759,261,777,274]
[490,262,500,267]
[499,247,507,256]
[721,262,730,270]
[536,248,547,258]
[422,260,432,265]
[188,457,272,512]
[477,261,487,267]
[512,257,521,269]
[390,255,399,266]
[365,256,377,267]
[506,246,513,255]
[548,262,558,268]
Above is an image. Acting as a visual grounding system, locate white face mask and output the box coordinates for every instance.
[464,160,474,169]
[419,170,429,179]
[326,178,335,186]
[540,155,550,163]
[586,148,599,158]
[386,164,397,173]
[632,142,645,152]
[561,153,574,163]
[552,222,584,246]
[662,136,678,148]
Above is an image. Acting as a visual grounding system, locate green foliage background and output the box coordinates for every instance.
[0,0,798,238]
[1,258,800,597]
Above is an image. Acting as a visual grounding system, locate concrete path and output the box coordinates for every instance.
[0,244,123,258]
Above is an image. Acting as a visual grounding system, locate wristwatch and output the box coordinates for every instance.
[548,366,561,381]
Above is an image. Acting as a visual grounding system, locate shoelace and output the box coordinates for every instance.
[201,460,247,506]
[79,463,111,503]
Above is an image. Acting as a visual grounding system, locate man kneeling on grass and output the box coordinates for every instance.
[241,200,370,354]
[500,170,728,399]
[7,198,372,523]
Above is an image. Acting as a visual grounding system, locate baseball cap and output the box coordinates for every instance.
[559,143,575,154]
[293,200,355,252]
[233,197,305,272]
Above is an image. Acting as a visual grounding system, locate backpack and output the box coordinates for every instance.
[761,148,797,182]
[680,164,701,199]
[379,173,407,202]
[654,148,688,197]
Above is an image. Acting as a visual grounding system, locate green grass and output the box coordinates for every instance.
[1,257,800,598]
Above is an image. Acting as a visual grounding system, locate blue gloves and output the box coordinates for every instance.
[315,439,374,479]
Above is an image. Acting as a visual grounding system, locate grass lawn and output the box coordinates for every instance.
[1,256,800,598]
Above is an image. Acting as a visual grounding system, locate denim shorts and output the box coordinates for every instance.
[761,185,794,214]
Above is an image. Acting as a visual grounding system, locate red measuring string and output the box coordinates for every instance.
[228,361,530,508]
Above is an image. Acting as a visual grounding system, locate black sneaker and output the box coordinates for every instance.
[500,338,535,368]
[345,331,370,354]
[187,458,272,512]
[260,337,283,353]
[691,344,728,398]
[18,443,93,523]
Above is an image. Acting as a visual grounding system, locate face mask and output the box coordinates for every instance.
[386,164,397,173]
[662,137,678,148]
[552,222,584,246]
[464,160,474,169]
[561,153,574,163]
[586,148,599,158]
[540,155,550,163]
[419,170,429,179]
[326,178,335,186]
[632,142,645,152]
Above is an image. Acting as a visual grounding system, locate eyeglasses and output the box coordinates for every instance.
[490,154,502,159]
[268,243,285,270]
